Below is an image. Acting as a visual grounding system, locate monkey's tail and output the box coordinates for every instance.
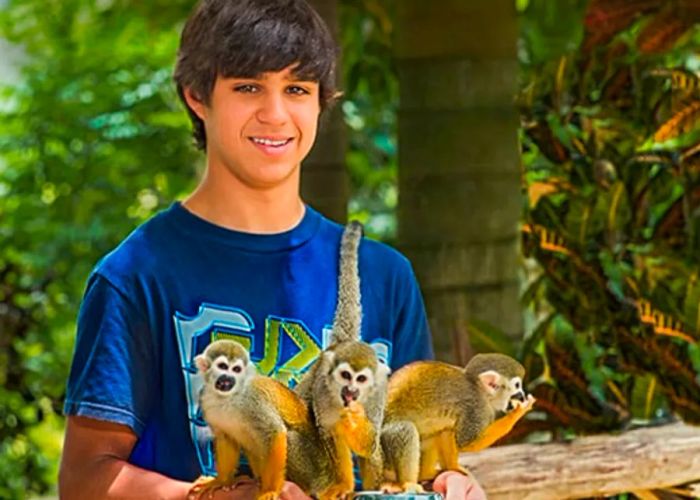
[331,220,363,344]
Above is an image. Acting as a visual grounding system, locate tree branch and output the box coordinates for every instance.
[460,422,700,499]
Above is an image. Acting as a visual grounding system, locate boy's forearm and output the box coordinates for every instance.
[59,454,191,500]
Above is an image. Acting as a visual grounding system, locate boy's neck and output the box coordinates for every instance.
[182,166,306,234]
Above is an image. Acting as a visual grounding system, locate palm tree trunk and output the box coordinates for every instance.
[395,0,522,363]
[303,0,348,223]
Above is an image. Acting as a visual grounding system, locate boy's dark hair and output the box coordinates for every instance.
[174,0,338,150]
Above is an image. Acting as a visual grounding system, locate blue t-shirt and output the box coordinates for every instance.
[63,202,432,481]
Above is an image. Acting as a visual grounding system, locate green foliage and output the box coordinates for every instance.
[519,0,700,437]
[0,0,199,496]
[340,0,399,242]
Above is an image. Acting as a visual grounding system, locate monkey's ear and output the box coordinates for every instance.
[323,350,336,363]
[478,370,502,395]
[320,350,336,372]
[194,354,210,374]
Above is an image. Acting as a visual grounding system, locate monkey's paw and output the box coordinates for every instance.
[187,476,230,499]
[380,482,403,494]
[256,491,279,500]
[381,481,425,494]
[515,394,536,413]
[339,401,367,433]
[343,401,366,418]
[318,483,353,500]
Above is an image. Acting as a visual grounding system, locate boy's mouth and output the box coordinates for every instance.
[248,136,294,156]
[249,137,293,147]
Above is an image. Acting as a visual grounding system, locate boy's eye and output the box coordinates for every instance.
[286,85,309,96]
[233,84,258,93]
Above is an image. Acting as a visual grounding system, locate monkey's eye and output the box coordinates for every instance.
[217,362,228,370]
[341,370,352,381]
[232,365,242,374]
[515,381,521,389]
[356,374,367,383]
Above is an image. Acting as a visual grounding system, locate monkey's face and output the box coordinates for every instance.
[330,361,376,407]
[194,340,255,396]
[207,354,249,395]
[504,376,527,411]
[480,371,527,413]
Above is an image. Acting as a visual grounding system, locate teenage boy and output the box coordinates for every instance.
[59,0,485,499]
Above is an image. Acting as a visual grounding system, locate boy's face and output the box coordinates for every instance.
[186,65,321,190]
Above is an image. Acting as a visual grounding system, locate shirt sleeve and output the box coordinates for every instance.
[390,261,434,370]
[63,273,156,436]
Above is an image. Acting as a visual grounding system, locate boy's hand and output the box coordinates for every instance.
[196,479,312,500]
[280,481,313,500]
[432,470,486,500]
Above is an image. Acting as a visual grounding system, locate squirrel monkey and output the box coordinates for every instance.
[189,339,311,500]
[288,221,389,499]
[381,353,535,492]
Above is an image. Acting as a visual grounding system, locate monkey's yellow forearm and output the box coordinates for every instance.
[257,432,287,500]
[318,435,355,500]
[460,405,529,452]
[215,434,241,483]
[337,410,375,457]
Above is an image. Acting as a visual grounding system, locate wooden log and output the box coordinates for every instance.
[459,422,700,499]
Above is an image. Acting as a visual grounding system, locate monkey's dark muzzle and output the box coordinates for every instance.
[506,390,527,411]
[341,386,360,406]
[215,375,236,392]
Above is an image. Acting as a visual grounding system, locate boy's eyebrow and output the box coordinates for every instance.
[224,73,318,83]
[286,75,319,83]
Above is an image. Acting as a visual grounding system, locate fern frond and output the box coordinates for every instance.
[629,152,676,166]
[649,68,700,95]
[636,300,697,342]
[653,100,700,142]
[637,10,692,54]
[522,224,571,255]
[524,121,570,163]
[585,0,661,37]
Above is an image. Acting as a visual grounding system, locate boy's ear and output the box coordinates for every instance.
[183,87,207,121]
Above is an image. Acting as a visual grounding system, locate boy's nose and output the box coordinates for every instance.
[256,92,288,125]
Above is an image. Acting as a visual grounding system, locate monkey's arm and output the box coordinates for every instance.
[317,432,355,500]
[460,395,535,452]
[256,431,288,500]
[214,434,241,482]
[188,433,241,497]
[336,401,376,457]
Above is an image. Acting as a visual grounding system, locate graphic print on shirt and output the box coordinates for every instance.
[174,303,392,475]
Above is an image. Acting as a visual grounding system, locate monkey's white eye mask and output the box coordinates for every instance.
[506,376,527,411]
[195,353,250,394]
[331,362,375,406]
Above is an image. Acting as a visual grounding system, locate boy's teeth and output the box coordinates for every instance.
[252,137,288,146]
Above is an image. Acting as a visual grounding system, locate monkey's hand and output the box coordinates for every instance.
[318,481,354,500]
[513,393,536,413]
[461,394,536,453]
[337,401,375,457]
[381,481,425,494]
[187,475,252,500]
